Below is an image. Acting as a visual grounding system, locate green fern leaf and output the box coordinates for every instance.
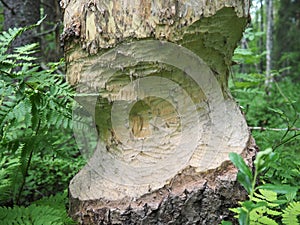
[257,216,278,225]
[0,27,23,52]
[0,17,77,210]
[14,43,39,54]
[12,98,32,125]
[0,144,24,204]
[0,191,75,224]
[258,189,278,202]
[282,201,300,225]
[0,17,45,54]
[266,208,282,216]
[0,204,71,225]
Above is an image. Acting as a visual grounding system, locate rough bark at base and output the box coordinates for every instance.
[69,138,257,225]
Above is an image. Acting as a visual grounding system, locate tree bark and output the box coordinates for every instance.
[62,1,254,224]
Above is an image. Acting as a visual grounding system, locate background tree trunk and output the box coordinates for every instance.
[273,0,300,80]
[40,0,63,62]
[265,0,274,89]
[3,0,41,53]
[259,0,265,73]
[62,1,255,224]
[2,0,63,62]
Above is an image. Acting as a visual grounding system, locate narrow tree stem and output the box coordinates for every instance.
[250,127,300,131]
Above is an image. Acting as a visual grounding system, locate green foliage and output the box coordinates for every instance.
[0,17,83,224]
[282,201,300,225]
[24,152,84,201]
[229,151,253,194]
[0,23,77,204]
[230,70,300,190]
[0,17,44,54]
[249,189,281,225]
[0,192,75,225]
[233,28,265,66]
[230,23,300,192]
[0,144,23,205]
[224,4,300,225]
[229,152,299,225]
[220,221,233,225]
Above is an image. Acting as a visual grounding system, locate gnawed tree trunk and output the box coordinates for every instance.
[62,1,255,224]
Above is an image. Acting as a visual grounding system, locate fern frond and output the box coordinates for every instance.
[0,144,24,205]
[14,43,39,55]
[34,192,68,210]
[0,27,23,52]
[254,216,278,225]
[282,201,300,225]
[248,189,283,224]
[0,204,75,225]
[257,189,278,202]
[0,157,20,203]
[0,17,78,208]
[0,191,75,225]
[0,97,32,145]
[0,16,45,54]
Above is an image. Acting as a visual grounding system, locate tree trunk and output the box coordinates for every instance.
[41,0,63,62]
[62,1,255,224]
[259,0,264,73]
[265,0,273,89]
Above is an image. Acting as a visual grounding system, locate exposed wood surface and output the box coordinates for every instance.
[70,138,257,224]
[63,0,252,224]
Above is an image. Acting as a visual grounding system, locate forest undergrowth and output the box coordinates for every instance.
[222,28,300,225]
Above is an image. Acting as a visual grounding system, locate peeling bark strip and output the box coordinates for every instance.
[63,0,252,224]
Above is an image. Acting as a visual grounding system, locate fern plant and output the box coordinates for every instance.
[0,192,75,225]
[231,32,300,191]
[0,18,82,225]
[249,189,281,225]
[0,144,23,205]
[282,201,300,225]
[0,19,77,205]
[223,26,300,225]
[226,150,300,225]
